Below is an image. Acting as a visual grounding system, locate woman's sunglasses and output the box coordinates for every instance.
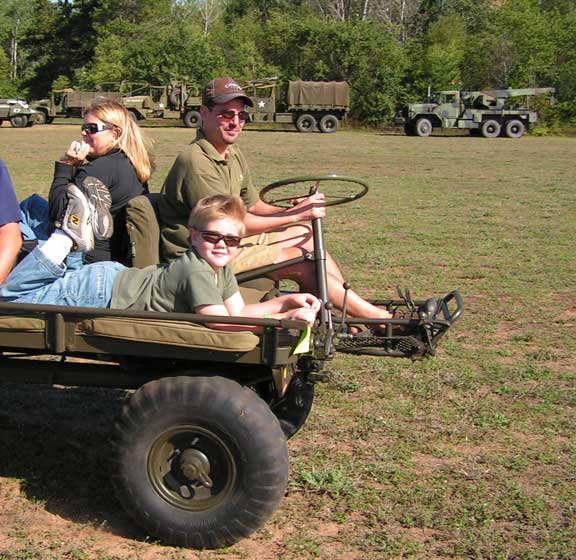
[81,122,114,134]
[200,230,242,248]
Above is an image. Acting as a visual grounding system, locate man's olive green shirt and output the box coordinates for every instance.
[158,129,258,261]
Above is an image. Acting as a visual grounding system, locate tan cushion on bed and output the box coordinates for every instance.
[79,317,259,351]
[0,316,45,332]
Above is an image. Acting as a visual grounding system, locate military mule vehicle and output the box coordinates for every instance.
[0,175,462,549]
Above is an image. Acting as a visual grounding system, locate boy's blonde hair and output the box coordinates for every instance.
[85,100,154,183]
[188,195,246,235]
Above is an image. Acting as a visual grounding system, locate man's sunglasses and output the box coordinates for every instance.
[216,110,250,122]
[81,122,114,134]
[200,230,242,248]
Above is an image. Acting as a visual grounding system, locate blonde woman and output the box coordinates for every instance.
[45,100,154,263]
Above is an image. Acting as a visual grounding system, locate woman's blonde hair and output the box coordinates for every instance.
[85,100,154,183]
[188,195,246,235]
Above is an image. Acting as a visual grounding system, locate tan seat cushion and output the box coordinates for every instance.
[0,316,45,332]
[80,316,259,352]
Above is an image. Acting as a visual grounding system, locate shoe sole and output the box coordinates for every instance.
[61,183,94,252]
[82,176,113,240]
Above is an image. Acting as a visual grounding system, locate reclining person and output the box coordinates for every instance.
[0,182,319,330]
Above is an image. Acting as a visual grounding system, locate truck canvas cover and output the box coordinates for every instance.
[288,81,349,109]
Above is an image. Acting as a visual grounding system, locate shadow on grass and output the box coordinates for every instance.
[0,382,148,542]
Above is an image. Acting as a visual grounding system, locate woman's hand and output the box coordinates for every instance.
[60,140,90,166]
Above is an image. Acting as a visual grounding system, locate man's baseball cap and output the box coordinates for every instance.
[202,77,254,107]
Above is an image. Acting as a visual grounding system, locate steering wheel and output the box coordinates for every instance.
[260,174,369,208]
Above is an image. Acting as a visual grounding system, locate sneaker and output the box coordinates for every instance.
[82,176,113,240]
[60,183,94,252]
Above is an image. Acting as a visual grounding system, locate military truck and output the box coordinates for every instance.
[0,98,41,128]
[396,87,555,138]
[32,87,124,123]
[242,77,350,133]
[119,82,203,127]
[32,82,203,127]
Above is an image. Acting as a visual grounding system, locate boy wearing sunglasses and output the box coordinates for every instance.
[0,185,319,330]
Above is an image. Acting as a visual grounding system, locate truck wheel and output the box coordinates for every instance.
[268,374,315,439]
[318,114,339,133]
[469,129,482,137]
[184,110,202,128]
[128,110,139,122]
[295,114,317,133]
[35,110,48,125]
[10,115,28,128]
[111,375,289,549]
[404,122,416,136]
[504,119,525,138]
[481,119,501,138]
[415,117,433,137]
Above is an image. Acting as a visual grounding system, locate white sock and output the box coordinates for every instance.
[39,229,74,265]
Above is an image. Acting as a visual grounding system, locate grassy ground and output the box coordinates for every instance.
[0,123,575,559]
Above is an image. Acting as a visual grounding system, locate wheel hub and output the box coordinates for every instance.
[179,449,213,488]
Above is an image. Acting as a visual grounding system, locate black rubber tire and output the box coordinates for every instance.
[469,129,482,137]
[35,110,48,125]
[295,113,316,133]
[46,116,54,124]
[415,117,433,137]
[481,119,501,138]
[10,115,28,128]
[183,110,202,128]
[404,122,416,136]
[110,375,289,549]
[318,114,339,133]
[504,119,525,138]
[269,375,315,439]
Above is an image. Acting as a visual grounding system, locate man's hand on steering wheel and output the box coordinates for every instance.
[289,191,327,221]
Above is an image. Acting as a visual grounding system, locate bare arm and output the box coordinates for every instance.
[194,292,320,331]
[244,195,327,235]
[0,222,22,284]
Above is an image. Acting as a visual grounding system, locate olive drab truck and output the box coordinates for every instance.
[0,98,41,128]
[32,82,203,128]
[396,87,555,138]
[243,77,350,133]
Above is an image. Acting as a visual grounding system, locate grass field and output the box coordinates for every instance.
[0,123,575,559]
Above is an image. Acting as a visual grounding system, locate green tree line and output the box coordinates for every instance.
[1,0,575,126]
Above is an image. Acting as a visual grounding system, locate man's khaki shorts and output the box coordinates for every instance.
[232,231,281,273]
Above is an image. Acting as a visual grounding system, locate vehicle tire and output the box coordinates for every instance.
[469,129,482,137]
[128,110,139,122]
[183,110,202,128]
[111,375,289,549]
[10,115,28,128]
[295,113,317,133]
[415,117,433,137]
[46,116,54,124]
[504,119,525,139]
[269,375,315,439]
[35,110,48,125]
[404,122,416,136]
[318,114,339,133]
[481,119,501,138]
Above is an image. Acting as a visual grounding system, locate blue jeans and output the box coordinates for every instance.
[19,194,51,242]
[0,247,125,308]
[19,194,83,270]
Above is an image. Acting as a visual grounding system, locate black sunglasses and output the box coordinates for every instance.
[216,109,250,122]
[81,122,114,134]
[200,230,242,248]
